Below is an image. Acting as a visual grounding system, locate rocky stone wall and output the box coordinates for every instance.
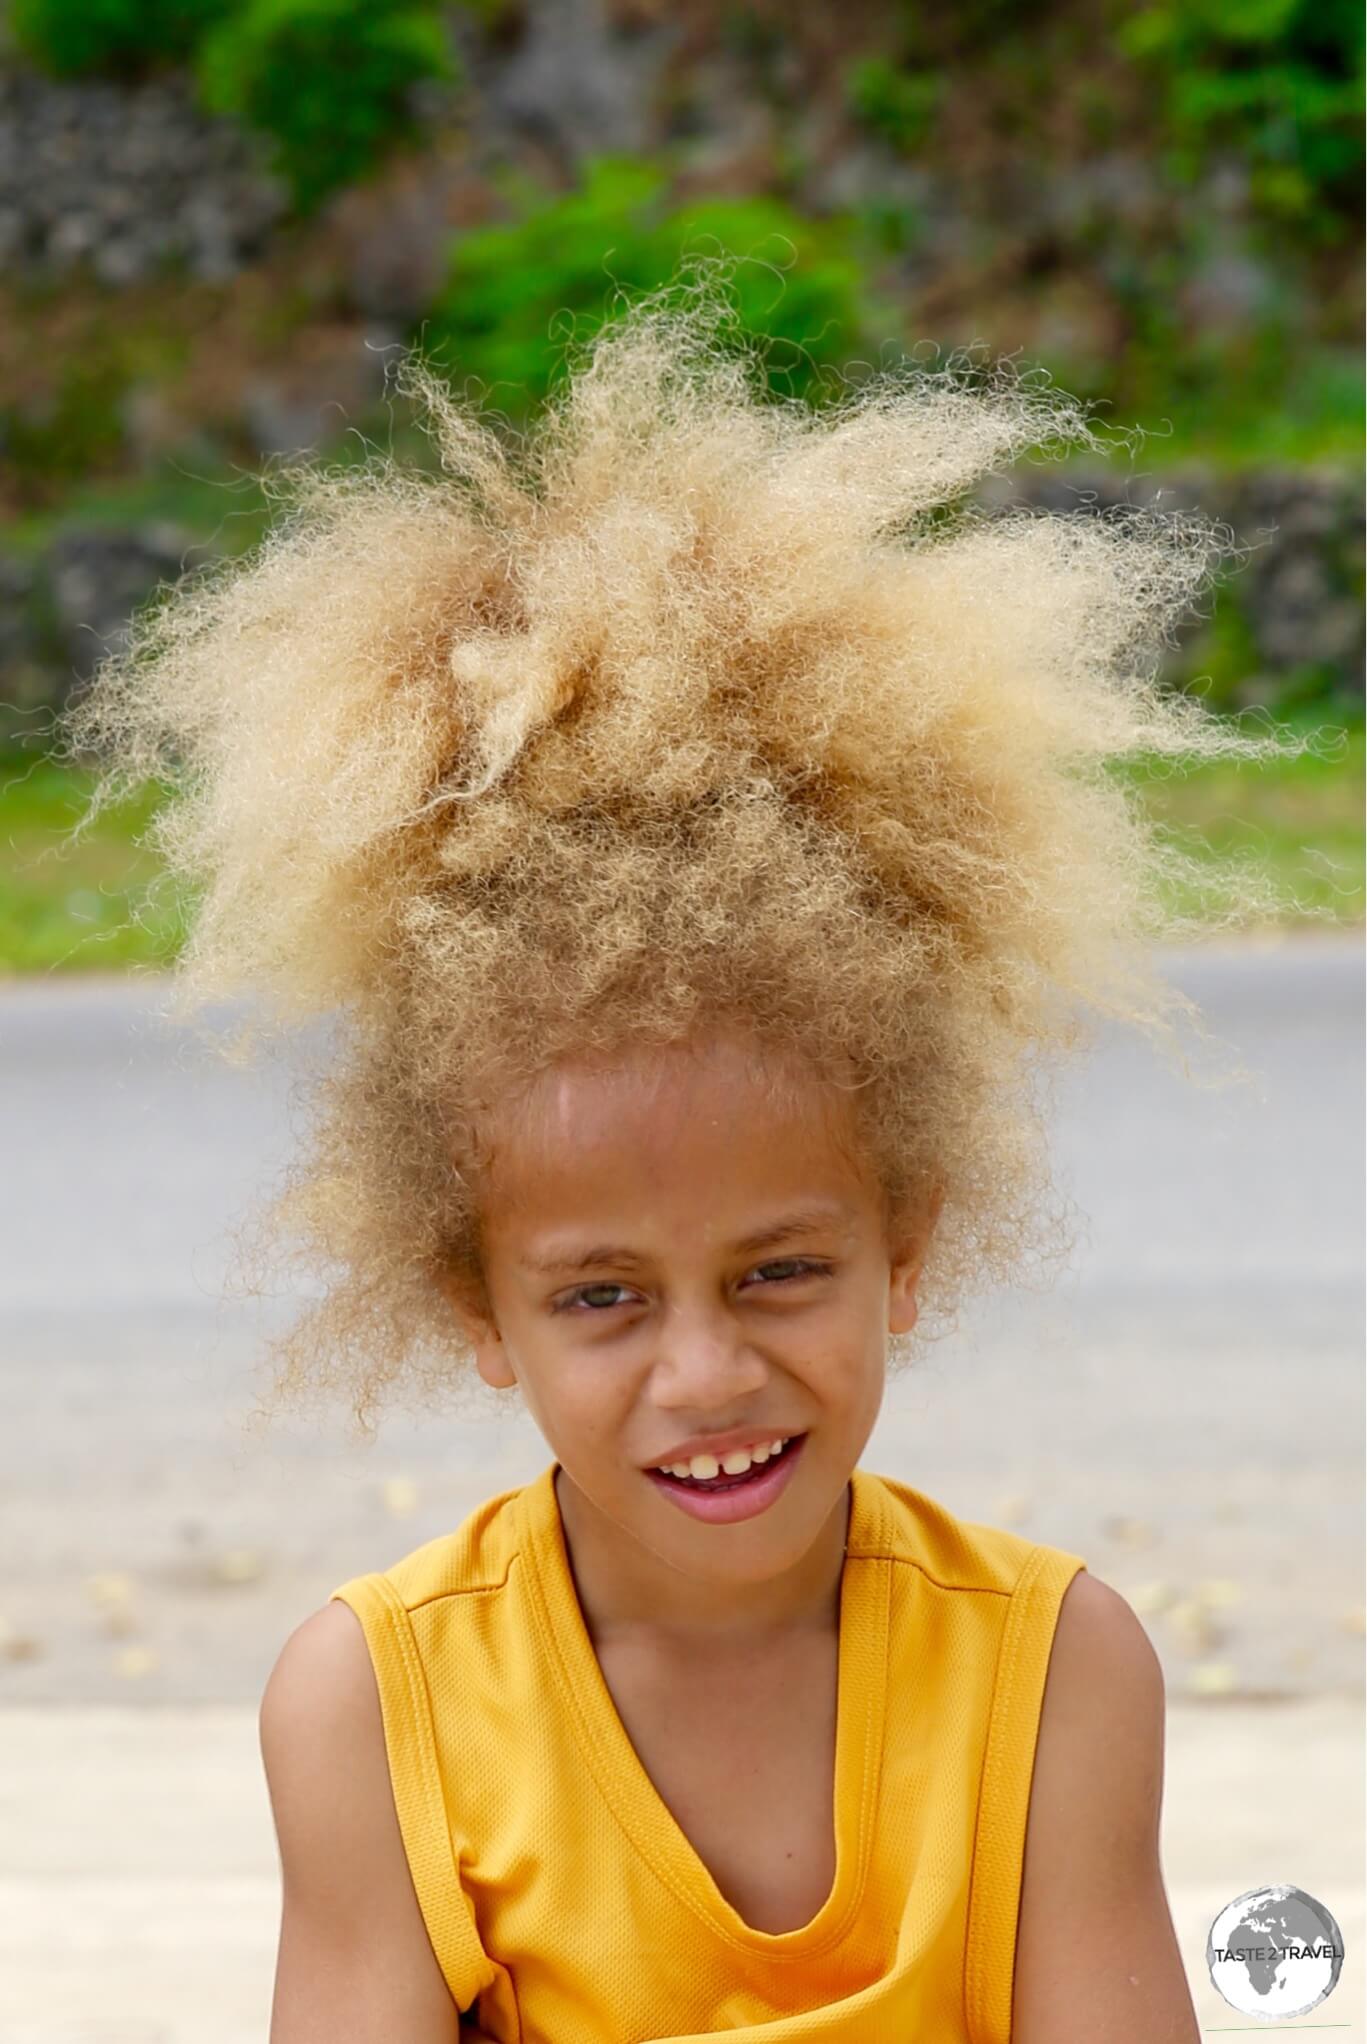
[0,10,1359,749]
[0,64,286,284]
[3,463,1359,754]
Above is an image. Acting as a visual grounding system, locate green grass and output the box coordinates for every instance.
[0,755,189,974]
[1,727,1361,977]
[1114,721,1365,932]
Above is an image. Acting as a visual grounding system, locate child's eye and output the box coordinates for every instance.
[554,1260,832,1314]
[748,1258,832,1287]
[559,1282,635,1313]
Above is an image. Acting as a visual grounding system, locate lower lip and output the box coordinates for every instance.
[644,1434,807,1524]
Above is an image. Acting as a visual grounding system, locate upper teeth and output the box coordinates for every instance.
[656,1437,792,1481]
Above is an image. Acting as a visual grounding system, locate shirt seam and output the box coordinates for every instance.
[961,1546,1087,2044]
[346,1572,504,2024]
[961,1543,1049,2044]
[391,1547,1015,1620]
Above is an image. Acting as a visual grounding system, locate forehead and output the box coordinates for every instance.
[480,1032,872,1217]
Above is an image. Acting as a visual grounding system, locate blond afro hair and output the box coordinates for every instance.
[59,264,1316,1443]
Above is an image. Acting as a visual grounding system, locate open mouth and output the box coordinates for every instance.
[651,1433,806,1494]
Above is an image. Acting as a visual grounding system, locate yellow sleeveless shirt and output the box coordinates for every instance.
[329,1460,1087,2043]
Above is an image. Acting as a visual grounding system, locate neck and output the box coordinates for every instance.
[552,1463,850,1652]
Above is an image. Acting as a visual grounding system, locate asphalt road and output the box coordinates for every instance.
[0,929,1362,1706]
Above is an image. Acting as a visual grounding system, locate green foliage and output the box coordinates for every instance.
[1,323,191,508]
[422,158,876,419]
[1085,187,1361,463]
[1116,0,1364,230]
[195,0,456,210]
[9,0,232,77]
[455,0,516,26]
[1175,591,1268,715]
[844,56,942,153]
[1,361,129,493]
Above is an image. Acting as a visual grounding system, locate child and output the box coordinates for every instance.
[63,267,1302,2041]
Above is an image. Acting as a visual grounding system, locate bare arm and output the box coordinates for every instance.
[1012,1572,1200,2043]
[260,1600,466,2043]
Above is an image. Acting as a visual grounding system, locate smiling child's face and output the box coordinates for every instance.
[440,1027,937,1622]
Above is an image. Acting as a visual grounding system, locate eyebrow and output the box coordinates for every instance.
[520,1201,860,1278]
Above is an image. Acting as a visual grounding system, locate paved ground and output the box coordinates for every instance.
[0,931,1361,2034]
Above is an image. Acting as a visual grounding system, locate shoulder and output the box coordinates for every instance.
[858,1469,1059,1593]
[1012,1571,1198,2041]
[1025,1570,1165,1871]
[260,1602,463,2021]
[259,1600,401,1893]
[1039,1568,1165,1781]
[258,1600,409,1923]
[261,1598,382,1757]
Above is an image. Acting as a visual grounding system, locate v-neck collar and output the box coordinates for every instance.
[519,1459,892,1959]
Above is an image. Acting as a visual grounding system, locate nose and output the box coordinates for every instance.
[649,1293,768,1410]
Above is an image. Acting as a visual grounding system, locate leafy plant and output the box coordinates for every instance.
[421,157,876,420]
[195,0,456,211]
[9,0,232,77]
[845,55,943,152]
[1117,0,1364,232]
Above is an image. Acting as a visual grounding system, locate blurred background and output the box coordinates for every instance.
[1,0,1364,951]
[0,1,1362,2037]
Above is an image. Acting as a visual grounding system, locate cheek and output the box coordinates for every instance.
[796,1295,889,1385]
[796,1274,882,1338]
[539,1343,642,1436]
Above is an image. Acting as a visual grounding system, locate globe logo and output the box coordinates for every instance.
[1206,1884,1344,2018]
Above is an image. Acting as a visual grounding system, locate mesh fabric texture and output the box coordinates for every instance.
[330,1460,1086,2042]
